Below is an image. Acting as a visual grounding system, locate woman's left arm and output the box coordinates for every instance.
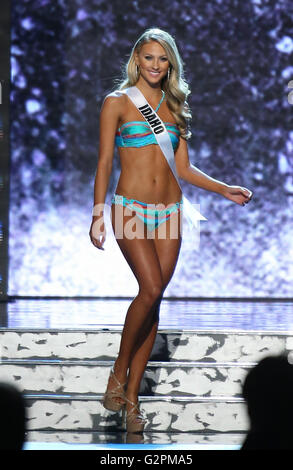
[175,137,253,206]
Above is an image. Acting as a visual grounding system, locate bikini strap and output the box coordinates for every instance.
[155,90,165,112]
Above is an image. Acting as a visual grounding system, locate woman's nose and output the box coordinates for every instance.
[152,59,159,69]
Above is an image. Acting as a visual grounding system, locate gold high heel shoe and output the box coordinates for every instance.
[122,397,146,433]
[102,368,126,412]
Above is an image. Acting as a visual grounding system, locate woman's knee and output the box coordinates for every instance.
[139,282,164,307]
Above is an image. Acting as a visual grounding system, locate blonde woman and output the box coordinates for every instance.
[89,28,252,433]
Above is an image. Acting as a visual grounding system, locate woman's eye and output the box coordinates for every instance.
[144,56,168,61]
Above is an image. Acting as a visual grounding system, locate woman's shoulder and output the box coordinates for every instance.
[104,89,128,102]
[102,90,126,115]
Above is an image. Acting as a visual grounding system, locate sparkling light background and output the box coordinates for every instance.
[9,0,293,297]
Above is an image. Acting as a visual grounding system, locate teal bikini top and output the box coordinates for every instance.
[115,90,180,151]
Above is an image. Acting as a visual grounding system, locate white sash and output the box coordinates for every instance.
[117,86,206,233]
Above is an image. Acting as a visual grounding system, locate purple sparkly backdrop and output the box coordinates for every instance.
[9,0,293,297]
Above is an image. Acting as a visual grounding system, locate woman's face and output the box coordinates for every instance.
[135,40,170,85]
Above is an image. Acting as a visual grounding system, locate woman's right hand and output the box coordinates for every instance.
[89,215,106,250]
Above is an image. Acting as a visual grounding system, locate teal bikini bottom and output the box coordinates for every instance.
[111,194,183,232]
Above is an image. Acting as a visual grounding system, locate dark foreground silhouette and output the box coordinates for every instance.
[0,382,26,450]
[241,355,293,450]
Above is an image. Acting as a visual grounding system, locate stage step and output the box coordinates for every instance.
[26,430,245,447]
[1,328,291,361]
[1,327,292,433]
[24,394,248,433]
[0,359,254,397]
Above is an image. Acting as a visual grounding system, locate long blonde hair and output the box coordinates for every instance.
[116,28,192,140]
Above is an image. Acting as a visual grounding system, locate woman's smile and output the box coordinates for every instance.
[148,70,161,77]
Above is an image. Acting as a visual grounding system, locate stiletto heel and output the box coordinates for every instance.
[123,397,146,433]
[102,368,126,412]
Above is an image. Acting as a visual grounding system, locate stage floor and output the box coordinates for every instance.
[1,297,293,332]
[23,441,241,451]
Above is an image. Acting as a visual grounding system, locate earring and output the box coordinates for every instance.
[167,67,170,80]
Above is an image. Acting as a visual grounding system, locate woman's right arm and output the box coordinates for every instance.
[90,94,123,250]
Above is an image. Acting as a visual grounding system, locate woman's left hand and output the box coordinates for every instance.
[222,185,253,206]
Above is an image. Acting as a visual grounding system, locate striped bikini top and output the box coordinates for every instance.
[115,90,180,151]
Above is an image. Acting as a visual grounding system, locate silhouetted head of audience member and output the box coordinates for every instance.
[0,382,26,450]
[241,354,293,450]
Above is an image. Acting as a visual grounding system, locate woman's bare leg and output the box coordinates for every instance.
[125,229,182,407]
[112,236,163,383]
[107,205,182,414]
[106,205,164,403]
